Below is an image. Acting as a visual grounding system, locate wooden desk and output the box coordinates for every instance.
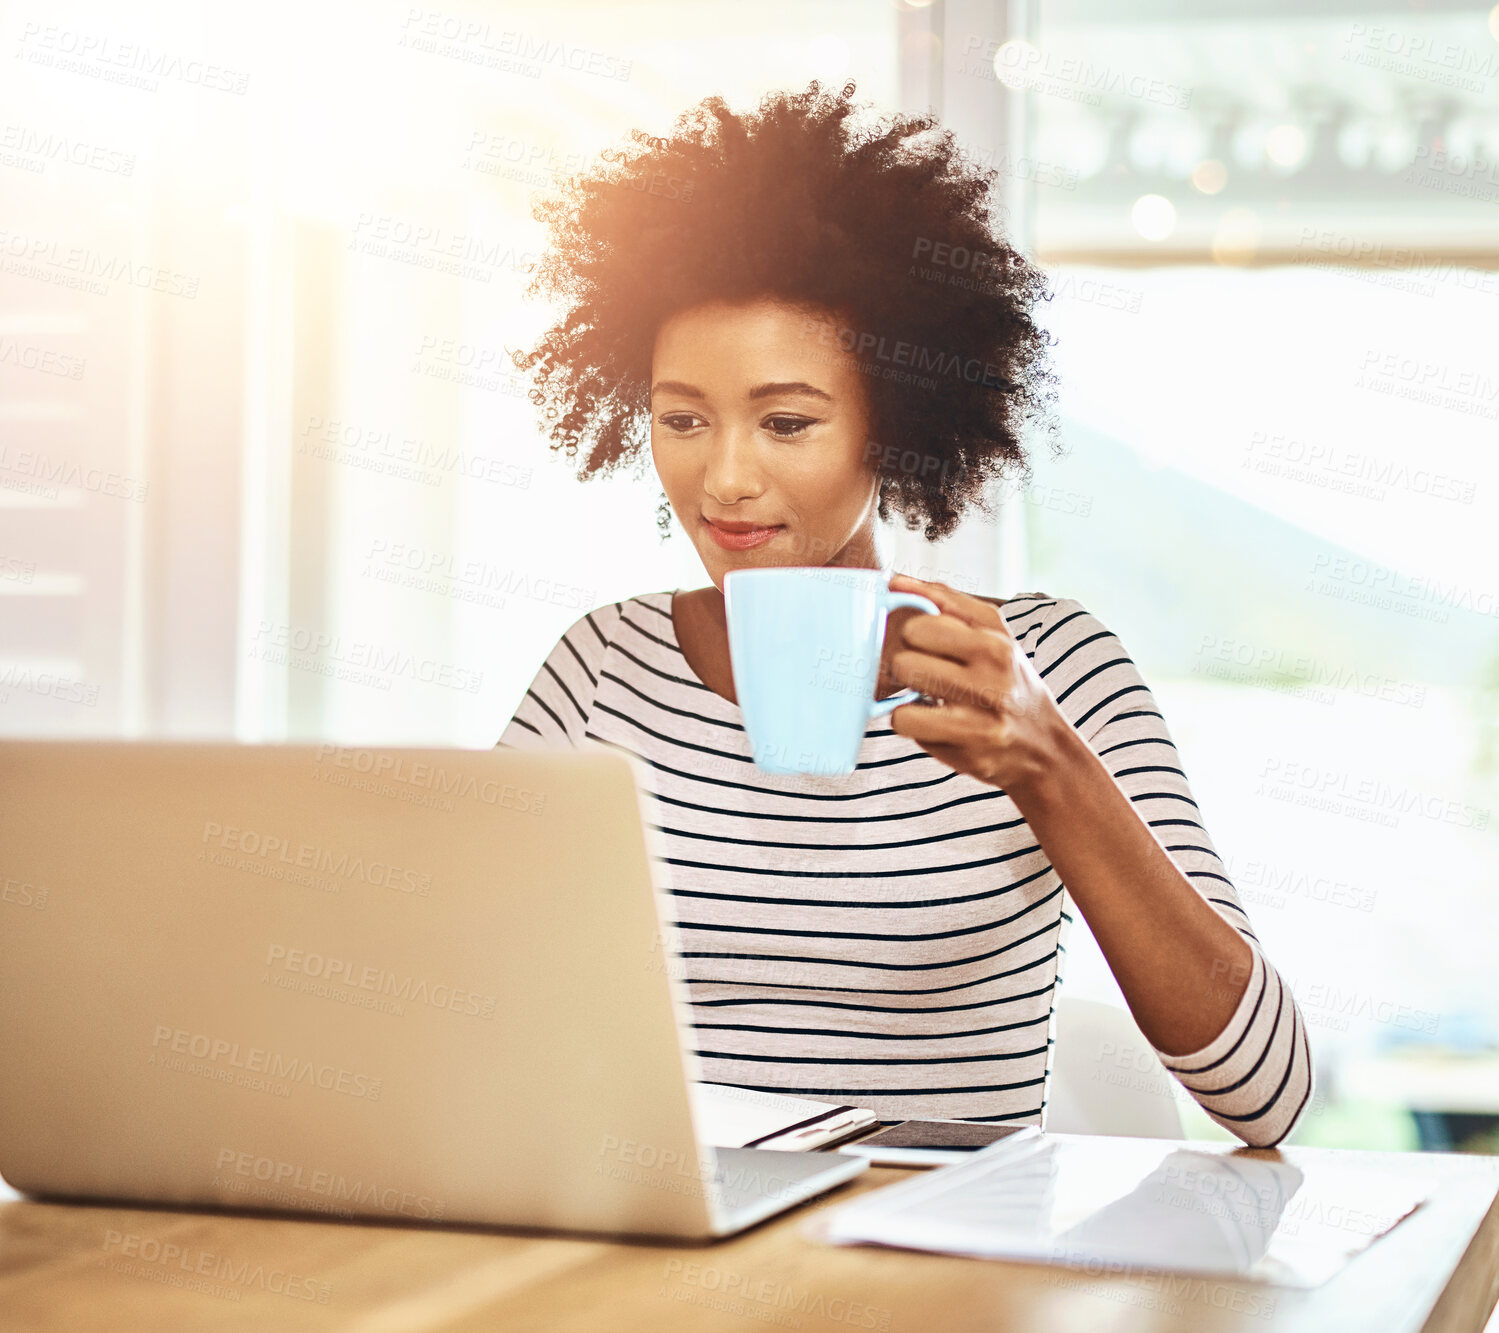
[3,1138,1498,1333]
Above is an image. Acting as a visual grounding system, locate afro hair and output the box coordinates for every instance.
[509,78,1059,542]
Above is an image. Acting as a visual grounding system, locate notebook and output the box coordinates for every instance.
[690,1082,879,1151]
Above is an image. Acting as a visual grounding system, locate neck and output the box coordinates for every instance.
[828,518,887,572]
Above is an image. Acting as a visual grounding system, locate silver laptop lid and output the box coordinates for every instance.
[0,740,724,1239]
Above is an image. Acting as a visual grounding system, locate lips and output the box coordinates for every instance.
[702,515,784,551]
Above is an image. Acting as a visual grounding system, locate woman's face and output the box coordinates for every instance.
[650,296,881,587]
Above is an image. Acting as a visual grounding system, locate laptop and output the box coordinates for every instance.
[0,739,868,1240]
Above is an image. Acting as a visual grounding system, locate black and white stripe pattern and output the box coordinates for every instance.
[498,590,1313,1147]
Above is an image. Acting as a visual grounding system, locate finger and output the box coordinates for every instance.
[890,572,1011,638]
[889,700,998,746]
[892,613,992,667]
[890,648,1006,712]
[907,737,976,775]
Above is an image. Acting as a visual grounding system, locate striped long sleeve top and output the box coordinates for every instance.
[496,588,1314,1148]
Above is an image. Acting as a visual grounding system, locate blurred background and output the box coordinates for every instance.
[2,0,1496,1154]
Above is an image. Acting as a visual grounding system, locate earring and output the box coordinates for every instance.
[656,491,673,542]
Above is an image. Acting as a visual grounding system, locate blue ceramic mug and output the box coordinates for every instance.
[723,566,941,776]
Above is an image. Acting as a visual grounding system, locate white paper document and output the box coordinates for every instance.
[805,1132,1429,1288]
[688,1081,879,1151]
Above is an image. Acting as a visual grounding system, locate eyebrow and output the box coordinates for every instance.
[651,379,833,403]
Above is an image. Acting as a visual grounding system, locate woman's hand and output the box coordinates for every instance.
[884,573,1078,799]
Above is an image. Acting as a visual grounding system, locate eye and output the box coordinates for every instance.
[765,415,817,439]
[657,412,702,432]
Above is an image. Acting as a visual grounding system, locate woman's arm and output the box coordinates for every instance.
[1016,714,1256,1055]
[886,574,1313,1148]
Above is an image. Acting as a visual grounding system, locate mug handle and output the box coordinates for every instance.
[867,587,941,719]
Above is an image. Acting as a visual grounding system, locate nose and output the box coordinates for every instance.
[701,424,765,506]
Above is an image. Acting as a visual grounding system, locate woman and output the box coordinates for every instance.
[498,82,1312,1147]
